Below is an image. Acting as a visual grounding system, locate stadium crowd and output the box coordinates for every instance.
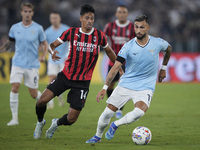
[0,0,200,52]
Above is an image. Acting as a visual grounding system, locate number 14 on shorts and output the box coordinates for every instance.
[80,90,88,100]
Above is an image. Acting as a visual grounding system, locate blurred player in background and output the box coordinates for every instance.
[86,15,172,143]
[33,4,123,140]
[0,2,48,126]
[45,11,70,109]
[104,5,135,118]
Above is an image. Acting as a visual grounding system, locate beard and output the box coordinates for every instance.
[136,33,146,40]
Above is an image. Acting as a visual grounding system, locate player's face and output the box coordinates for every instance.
[21,6,34,22]
[134,20,150,40]
[50,13,61,28]
[115,7,128,23]
[80,12,94,32]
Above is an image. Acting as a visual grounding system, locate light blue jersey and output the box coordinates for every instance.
[45,24,69,64]
[9,21,46,69]
[118,35,169,92]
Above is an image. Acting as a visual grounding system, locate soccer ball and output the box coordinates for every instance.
[132,126,152,145]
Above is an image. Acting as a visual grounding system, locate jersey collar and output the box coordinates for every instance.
[21,21,34,28]
[79,27,94,35]
[135,35,150,48]
[115,20,130,27]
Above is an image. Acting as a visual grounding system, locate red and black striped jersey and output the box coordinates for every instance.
[104,20,135,66]
[58,27,108,81]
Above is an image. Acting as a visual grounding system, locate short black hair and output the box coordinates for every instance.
[117,5,128,9]
[134,15,149,24]
[50,11,60,15]
[80,4,95,16]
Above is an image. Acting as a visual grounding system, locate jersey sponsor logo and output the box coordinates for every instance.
[73,40,97,52]
[149,49,155,55]
[112,35,129,45]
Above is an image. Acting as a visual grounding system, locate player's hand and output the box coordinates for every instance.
[158,69,166,82]
[52,50,61,62]
[96,89,106,103]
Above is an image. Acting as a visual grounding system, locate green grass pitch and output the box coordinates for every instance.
[0,83,200,150]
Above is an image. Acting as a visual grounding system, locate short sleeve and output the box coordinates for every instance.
[117,43,128,60]
[160,38,169,52]
[38,26,46,42]
[59,28,71,42]
[8,25,15,39]
[100,32,108,48]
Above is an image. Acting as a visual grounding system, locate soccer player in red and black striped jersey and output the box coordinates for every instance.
[104,5,135,119]
[33,4,122,140]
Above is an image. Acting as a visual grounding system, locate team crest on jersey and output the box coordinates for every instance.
[31,31,35,34]
[93,36,97,42]
[149,49,155,55]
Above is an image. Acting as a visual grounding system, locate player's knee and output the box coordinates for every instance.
[11,88,19,93]
[11,85,20,93]
[31,93,37,99]
[29,89,38,99]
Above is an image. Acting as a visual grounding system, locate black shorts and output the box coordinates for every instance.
[47,72,90,111]
[108,65,125,82]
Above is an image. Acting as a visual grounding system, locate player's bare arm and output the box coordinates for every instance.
[39,40,48,62]
[104,45,116,63]
[96,61,122,102]
[0,40,13,53]
[49,39,62,62]
[104,45,124,76]
[158,45,172,82]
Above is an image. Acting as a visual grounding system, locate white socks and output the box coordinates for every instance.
[36,91,42,100]
[96,107,114,138]
[114,107,145,127]
[95,107,145,138]
[10,90,41,120]
[10,91,19,120]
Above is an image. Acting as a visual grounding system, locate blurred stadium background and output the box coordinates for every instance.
[0,1,200,149]
[0,0,200,83]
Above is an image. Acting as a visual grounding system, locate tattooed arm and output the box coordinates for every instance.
[158,45,172,82]
[105,61,122,86]
[96,61,122,102]
[0,40,13,53]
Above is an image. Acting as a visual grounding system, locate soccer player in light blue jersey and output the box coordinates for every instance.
[45,11,70,109]
[0,2,48,126]
[86,15,172,143]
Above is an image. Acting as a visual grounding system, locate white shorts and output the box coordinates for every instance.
[10,66,39,89]
[106,86,153,109]
[47,63,64,76]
